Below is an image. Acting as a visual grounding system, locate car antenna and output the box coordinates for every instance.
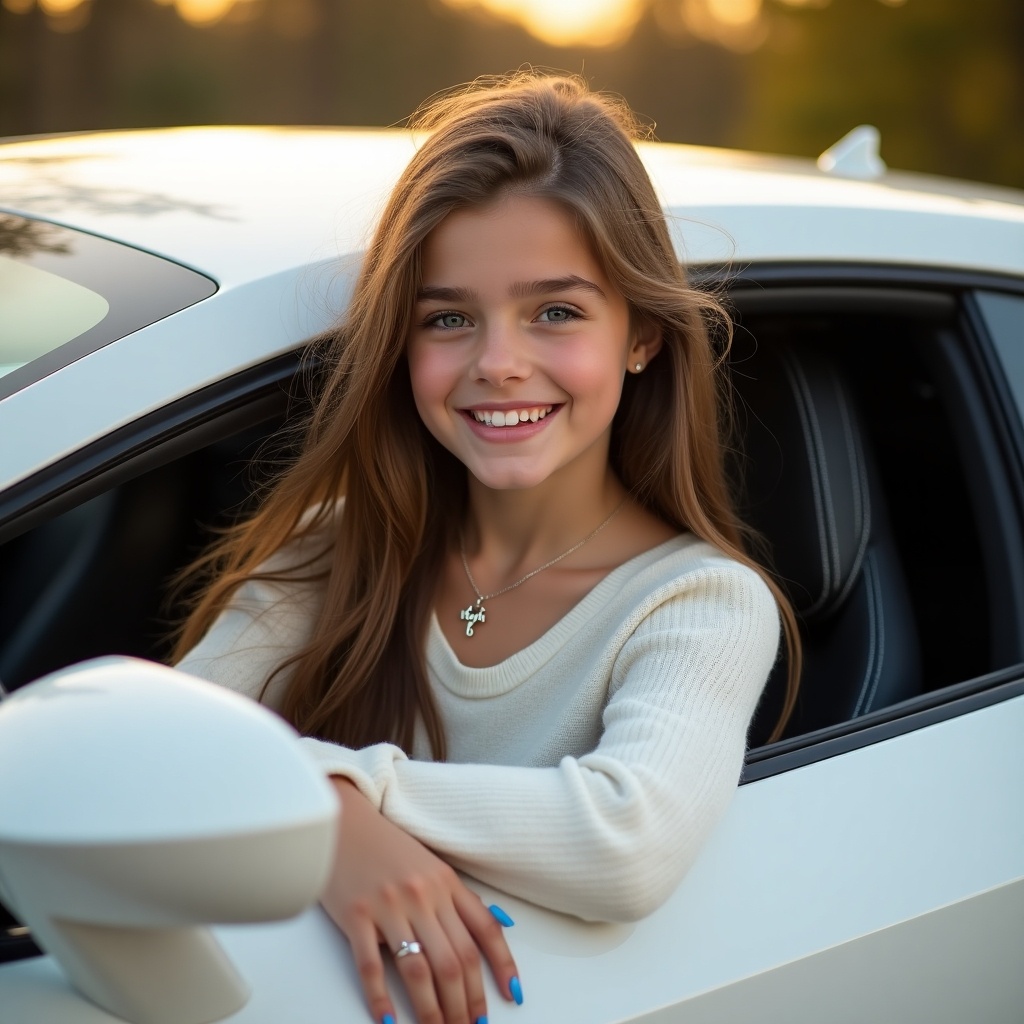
[817,125,886,181]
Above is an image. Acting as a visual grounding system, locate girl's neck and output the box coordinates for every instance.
[462,467,628,582]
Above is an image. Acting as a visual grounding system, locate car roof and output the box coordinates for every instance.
[0,127,417,290]
[2,126,1023,284]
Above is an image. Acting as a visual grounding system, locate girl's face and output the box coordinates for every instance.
[407,195,656,493]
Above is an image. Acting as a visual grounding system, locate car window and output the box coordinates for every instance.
[976,290,1024,427]
[0,213,216,402]
[728,279,1024,760]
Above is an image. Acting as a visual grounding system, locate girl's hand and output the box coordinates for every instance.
[323,777,520,1024]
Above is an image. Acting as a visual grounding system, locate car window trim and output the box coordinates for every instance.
[0,351,311,546]
[742,666,1024,782]
[963,290,1024,493]
[700,259,1024,298]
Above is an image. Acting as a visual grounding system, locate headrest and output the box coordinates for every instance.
[732,342,871,622]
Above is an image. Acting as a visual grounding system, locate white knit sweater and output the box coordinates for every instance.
[177,533,779,922]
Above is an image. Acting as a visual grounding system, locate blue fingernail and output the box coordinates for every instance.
[489,904,515,927]
[382,1015,395,1024]
[475,1018,488,1024]
[509,975,523,1005]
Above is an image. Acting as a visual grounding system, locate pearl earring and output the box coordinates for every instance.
[634,362,643,372]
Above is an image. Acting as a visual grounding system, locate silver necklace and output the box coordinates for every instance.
[458,500,627,637]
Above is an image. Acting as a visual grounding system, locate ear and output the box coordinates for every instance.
[627,320,663,374]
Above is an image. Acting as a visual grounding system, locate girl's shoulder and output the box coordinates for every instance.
[603,532,779,632]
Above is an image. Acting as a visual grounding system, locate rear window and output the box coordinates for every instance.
[0,213,216,401]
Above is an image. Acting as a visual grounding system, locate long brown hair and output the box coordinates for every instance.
[172,72,801,752]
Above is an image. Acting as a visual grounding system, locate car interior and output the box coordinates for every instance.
[2,275,1023,962]
[731,283,1024,744]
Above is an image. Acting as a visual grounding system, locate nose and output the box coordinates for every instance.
[471,318,531,386]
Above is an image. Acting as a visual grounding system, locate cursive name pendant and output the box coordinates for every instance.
[460,599,486,637]
[457,498,627,638]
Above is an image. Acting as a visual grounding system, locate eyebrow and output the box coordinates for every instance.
[416,275,606,303]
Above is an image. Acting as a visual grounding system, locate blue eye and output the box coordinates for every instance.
[537,306,578,323]
[426,311,469,330]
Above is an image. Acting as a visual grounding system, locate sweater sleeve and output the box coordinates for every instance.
[175,573,321,710]
[298,564,780,923]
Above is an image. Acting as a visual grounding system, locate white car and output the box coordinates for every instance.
[1,126,1023,1023]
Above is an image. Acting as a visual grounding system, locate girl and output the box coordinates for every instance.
[174,72,799,1024]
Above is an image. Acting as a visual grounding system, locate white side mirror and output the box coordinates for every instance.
[0,657,339,1024]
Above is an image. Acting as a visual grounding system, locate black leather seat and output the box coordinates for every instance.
[732,340,922,746]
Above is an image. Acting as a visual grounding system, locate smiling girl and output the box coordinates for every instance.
[174,72,800,1024]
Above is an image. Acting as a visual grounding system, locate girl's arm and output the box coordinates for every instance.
[297,568,779,923]
[178,562,778,923]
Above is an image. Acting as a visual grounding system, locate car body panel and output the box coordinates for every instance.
[3,692,1021,1022]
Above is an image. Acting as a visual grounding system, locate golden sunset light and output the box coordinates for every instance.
[1,0,907,39]
[37,0,80,13]
[1,0,255,26]
[441,0,645,48]
[706,0,762,27]
[169,0,249,26]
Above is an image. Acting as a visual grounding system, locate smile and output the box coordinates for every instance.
[468,406,554,427]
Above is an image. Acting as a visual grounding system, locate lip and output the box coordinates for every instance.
[459,404,562,442]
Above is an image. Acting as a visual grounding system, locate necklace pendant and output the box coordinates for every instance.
[460,601,486,637]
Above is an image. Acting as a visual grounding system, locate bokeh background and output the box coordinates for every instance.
[1,0,1021,188]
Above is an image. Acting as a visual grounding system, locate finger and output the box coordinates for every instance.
[432,905,487,1024]
[455,889,521,1005]
[343,911,397,1024]
[383,925,445,1024]
[409,924,470,1024]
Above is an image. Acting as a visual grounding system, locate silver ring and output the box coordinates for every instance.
[394,940,423,959]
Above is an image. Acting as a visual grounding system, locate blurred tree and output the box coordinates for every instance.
[0,0,1020,188]
[739,0,1024,186]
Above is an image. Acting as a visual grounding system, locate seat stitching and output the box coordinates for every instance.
[829,369,872,609]
[782,350,837,615]
[853,552,884,716]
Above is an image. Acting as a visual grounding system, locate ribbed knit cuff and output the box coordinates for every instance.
[297,736,407,810]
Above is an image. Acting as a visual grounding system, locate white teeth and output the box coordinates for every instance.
[471,406,552,427]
